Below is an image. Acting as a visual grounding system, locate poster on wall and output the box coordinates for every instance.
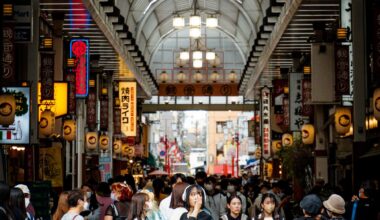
[119,82,136,137]
[0,86,30,144]
[39,143,63,187]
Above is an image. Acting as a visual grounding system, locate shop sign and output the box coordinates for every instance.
[37,82,68,120]
[0,86,30,144]
[39,143,63,187]
[65,73,76,114]
[100,97,108,130]
[70,38,89,97]
[119,82,136,136]
[40,52,55,100]
[14,0,32,42]
[2,24,15,81]
[302,79,313,117]
[99,153,112,181]
[283,97,290,129]
[261,87,271,159]
[290,72,309,131]
[335,45,350,97]
[373,7,380,81]
[86,89,96,130]
[113,108,121,135]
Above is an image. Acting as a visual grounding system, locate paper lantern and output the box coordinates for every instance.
[86,132,98,151]
[121,143,129,157]
[39,109,55,137]
[301,124,315,145]
[99,134,109,151]
[0,94,16,126]
[272,140,282,154]
[63,119,76,141]
[113,139,122,154]
[335,107,351,135]
[373,88,380,120]
[282,133,293,147]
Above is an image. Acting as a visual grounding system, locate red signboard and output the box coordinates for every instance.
[261,87,271,159]
[70,39,89,97]
[2,24,15,81]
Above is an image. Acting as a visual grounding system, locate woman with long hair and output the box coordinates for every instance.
[169,182,190,220]
[253,193,282,220]
[105,182,133,220]
[52,191,69,220]
[81,183,100,219]
[220,195,248,220]
[0,183,15,220]
[180,184,212,220]
[128,192,150,220]
[9,187,29,220]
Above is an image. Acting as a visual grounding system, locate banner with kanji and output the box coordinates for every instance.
[119,82,136,136]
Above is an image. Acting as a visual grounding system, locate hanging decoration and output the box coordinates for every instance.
[39,109,55,137]
[86,131,98,151]
[63,119,76,141]
[272,140,282,154]
[334,107,351,135]
[113,138,122,154]
[0,94,16,126]
[282,133,293,147]
[373,88,380,120]
[99,134,109,151]
[301,124,315,145]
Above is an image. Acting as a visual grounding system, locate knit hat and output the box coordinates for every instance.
[300,194,322,215]
[323,194,345,215]
[14,184,30,195]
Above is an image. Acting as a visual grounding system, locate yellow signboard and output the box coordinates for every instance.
[119,81,136,136]
[38,82,68,120]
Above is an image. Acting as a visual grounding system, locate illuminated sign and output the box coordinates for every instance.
[261,87,271,159]
[70,38,89,97]
[119,82,136,136]
[0,86,30,144]
[38,82,68,120]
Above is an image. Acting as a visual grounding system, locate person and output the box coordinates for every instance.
[14,184,35,218]
[52,191,69,220]
[195,171,207,188]
[204,176,227,220]
[160,173,186,220]
[153,178,167,205]
[81,184,100,219]
[294,194,322,220]
[180,184,212,220]
[252,193,282,220]
[169,182,190,220]
[127,192,150,220]
[0,182,15,220]
[227,179,247,214]
[61,190,88,220]
[322,194,345,220]
[140,189,165,220]
[95,182,113,220]
[105,182,133,220]
[345,186,377,220]
[10,187,33,220]
[220,195,249,220]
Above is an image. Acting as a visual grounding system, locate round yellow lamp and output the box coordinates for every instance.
[39,109,55,137]
[301,124,315,145]
[0,94,16,126]
[373,88,380,120]
[272,140,282,154]
[282,133,293,147]
[121,143,129,157]
[113,139,122,154]
[335,107,351,135]
[99,134,109,151]
[86,132,98,151]
[63,119,76,141]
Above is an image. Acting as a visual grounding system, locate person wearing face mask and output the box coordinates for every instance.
[204,176,227,220]
[80,184,100,220]
[227,179,247,215]
[61,190,88,220]
[105,182,134,220]
[127,192,151,220]
[220,195,249,220]
[253,193,282,220]
[140,190,165,220]
[345,186,377,220]
[14,184,35,219]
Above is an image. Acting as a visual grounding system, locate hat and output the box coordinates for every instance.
[323,194,345,215]
[14,184,30,194]
[300,194,322,215]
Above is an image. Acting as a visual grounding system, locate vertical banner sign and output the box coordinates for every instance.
[65,73,76,114]
[119,82,137,136]
[2,24,15,81]
[114,108,121,135]
[86,89,96,130]
[290,73,309,131]
[302,79,313,117]
[254,113,261,145]
[335,45,350,97]
[13,0,33,42]
[283,97,290,129]
[261,87,271,159]
[70,39,89,97]
[373,7,380,81]
[100,97,108,130]
[40,52,55,100]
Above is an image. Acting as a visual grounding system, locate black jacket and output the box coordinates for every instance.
[180,210,213,220]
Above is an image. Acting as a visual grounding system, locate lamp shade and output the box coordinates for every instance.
[282,133,293,147]
[373,88,380,120]
[177,70,186,83]
[173,16,185,28]
[193,59,203,68]
[206,17,218,28]
[228,70,237,83]
[189,27,201,38]
[86,132,98,151]
[0,94,16,126]
[193,51,203,60]
[189,15,201,26]
[113,139,122,154]
[272,140,282,154]
[335,107,351,135]
[160,71,169,83]
[180,51,190,60]
[63,119,76,141]
[210,70,220,82]
[39,109,55,137]
[301,124,315,145]
[99,134,109,151]
[193,71,203,82]
[206,51,215,60]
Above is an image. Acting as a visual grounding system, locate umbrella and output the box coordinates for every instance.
[148,170,169,176]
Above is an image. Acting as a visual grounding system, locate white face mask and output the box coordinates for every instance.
[146,201,153,210]
[111,192,117,201]
[86,192,92,200]
[227,185,235,193]
[25,198,30,208]
[83,201,90,210]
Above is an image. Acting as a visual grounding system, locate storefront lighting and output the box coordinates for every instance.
[172,16,185,28]
[192,51,203,60]
[89,79,96,87]
[206,17,218,28]
[177,70,186,83]
[303,66,311,74]
[193,59,203,68]
[67,58,75,67]
[115,98,120,106]
[101,87,108,95]
[160,70,169,83]
[210,70,220,83]
[180,51,190,60]
[206,51,216,60]
[284,86,289,94]
[193,70,203,83]
[3,4,13,17]
[189,15,201,27]
[337,28,348,40]
[228,70,237,83]
[42,37,53,49]
[301,124,315,145]
[189,27,201,38]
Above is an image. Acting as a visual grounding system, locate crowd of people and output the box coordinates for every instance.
[1,171,379,220]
